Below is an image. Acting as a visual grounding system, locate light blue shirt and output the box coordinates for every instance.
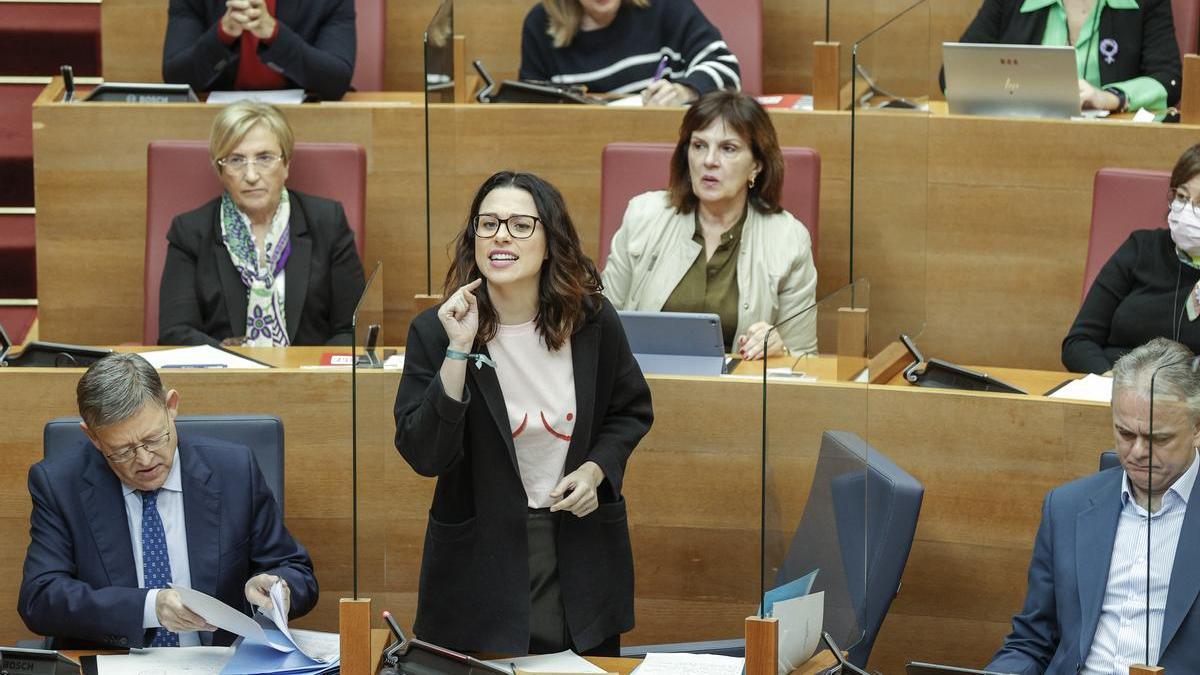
[120,448,199,647]
[1083,449,1199,672]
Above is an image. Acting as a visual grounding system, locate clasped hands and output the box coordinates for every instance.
[154,573,290,633]
[221,0,277,40]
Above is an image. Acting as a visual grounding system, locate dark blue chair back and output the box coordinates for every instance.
[1100,450,1119,472]
[43,415,285,510]
[777,430,924,667]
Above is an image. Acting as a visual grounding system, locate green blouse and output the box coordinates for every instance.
[1026,0,1167,110]
[661,209,746,350]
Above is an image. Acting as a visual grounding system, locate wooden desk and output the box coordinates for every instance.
[0,351,1111,673]
[33,79,1200,369]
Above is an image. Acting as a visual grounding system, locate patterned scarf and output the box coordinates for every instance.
[219,190,292,346]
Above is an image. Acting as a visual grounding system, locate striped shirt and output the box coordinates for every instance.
[1082,449,1199,672]
[519,0,741,96]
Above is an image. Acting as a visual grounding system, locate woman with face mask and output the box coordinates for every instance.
[1063,144,1200,373]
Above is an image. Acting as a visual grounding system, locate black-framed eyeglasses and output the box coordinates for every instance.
[470,214,540,239]
[103,426,173,464]
[216,154,284,174]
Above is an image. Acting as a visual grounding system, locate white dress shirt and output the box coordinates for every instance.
[1083,449,1199,672]
[120,447,199,647]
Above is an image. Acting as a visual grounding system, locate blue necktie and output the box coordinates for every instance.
[141,489,179,647]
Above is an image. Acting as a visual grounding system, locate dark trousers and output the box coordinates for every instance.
[526,509,621,657]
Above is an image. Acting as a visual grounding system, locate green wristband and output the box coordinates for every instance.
[446,348,496,370]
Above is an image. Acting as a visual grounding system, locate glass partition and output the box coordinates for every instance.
[424,0,459,303]
[349,261,392,632]
[850,0,930,356]
[760,282,870,670]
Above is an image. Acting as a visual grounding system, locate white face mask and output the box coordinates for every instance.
[1168,199,1200,256]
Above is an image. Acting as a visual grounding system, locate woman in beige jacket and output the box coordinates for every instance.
[602,91,817,359]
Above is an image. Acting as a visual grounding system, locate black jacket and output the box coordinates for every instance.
[393,297,653,654]
[162,0,356,101]
[1063,228,1200,373]
[942,0,1181,106]
[158,189,365,347]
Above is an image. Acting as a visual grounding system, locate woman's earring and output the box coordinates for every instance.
[748,175,756,189]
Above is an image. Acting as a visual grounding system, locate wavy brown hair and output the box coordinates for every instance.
[443,171,602,351]
[668,90,785,215]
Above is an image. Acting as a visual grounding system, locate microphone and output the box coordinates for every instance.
[378,610,406,674]
[1141,353,1200,665]
[60,65,75,103]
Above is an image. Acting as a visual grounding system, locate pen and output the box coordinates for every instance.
[651,54,669,82]
[160,364,228,369]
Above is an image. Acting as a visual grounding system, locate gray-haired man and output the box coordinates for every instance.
[988,337,1200,673]
[18,353,317,649]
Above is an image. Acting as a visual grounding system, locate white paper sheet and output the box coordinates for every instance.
[775,591,824,673]
[1046,373,1113,403]
[170,584,290,652]
[486,650,606,673]
[139,345,270,369]
[93,647,232,675]
[206,90,306,105]
[606,95,644,107]
[631,652,745,675]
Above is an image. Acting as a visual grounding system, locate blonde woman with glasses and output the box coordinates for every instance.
[157,101,365,347]
[519,0,741,106]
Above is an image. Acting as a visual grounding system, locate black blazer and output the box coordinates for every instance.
[19,435,318,649]
[162,0,356,101]
[942,0,1182,106]
[393,297,654,654]
[158,189,365,347]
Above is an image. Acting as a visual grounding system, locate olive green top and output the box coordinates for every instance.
[661,207,747,350]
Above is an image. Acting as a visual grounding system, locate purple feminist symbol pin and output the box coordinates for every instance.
[1099,38,1119,65]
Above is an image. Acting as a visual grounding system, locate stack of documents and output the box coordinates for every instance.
[170,583,339,675]
[138,345,270,369]
[486,650,608,673]
[762,570,825,674]
[632,652,744,674]
[1046,373,1113,403]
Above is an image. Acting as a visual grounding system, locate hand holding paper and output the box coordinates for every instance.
[245,574,290,617]
[156,588,218,633]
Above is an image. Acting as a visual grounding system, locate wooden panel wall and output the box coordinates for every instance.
[0,366,1111,673]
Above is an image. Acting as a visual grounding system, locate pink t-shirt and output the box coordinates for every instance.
[488,320,577,508]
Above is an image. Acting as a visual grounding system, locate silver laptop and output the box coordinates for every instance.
[943,42,1080,119]
[617,311,725,377]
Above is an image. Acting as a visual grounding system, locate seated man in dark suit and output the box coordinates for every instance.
[18,353,318,648]
[163,0,356,101]
[987,337,1200,673]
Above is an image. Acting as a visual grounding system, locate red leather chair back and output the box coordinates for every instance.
[1173,0,1200,56]
[1083,168,1170,302]
[352,0,386,92]
[694,0,763,95]
[145,140,366,344]
[598,142,819,269]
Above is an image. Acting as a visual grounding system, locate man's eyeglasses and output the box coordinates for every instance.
[103,427,173,464]
[216,154,284,174]
[470,214,540,240]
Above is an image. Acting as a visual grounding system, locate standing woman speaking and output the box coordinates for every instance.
[393,171,653,656]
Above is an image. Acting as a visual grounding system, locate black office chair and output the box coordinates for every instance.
[1100,450,1119,472]
[43,415,285,510]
